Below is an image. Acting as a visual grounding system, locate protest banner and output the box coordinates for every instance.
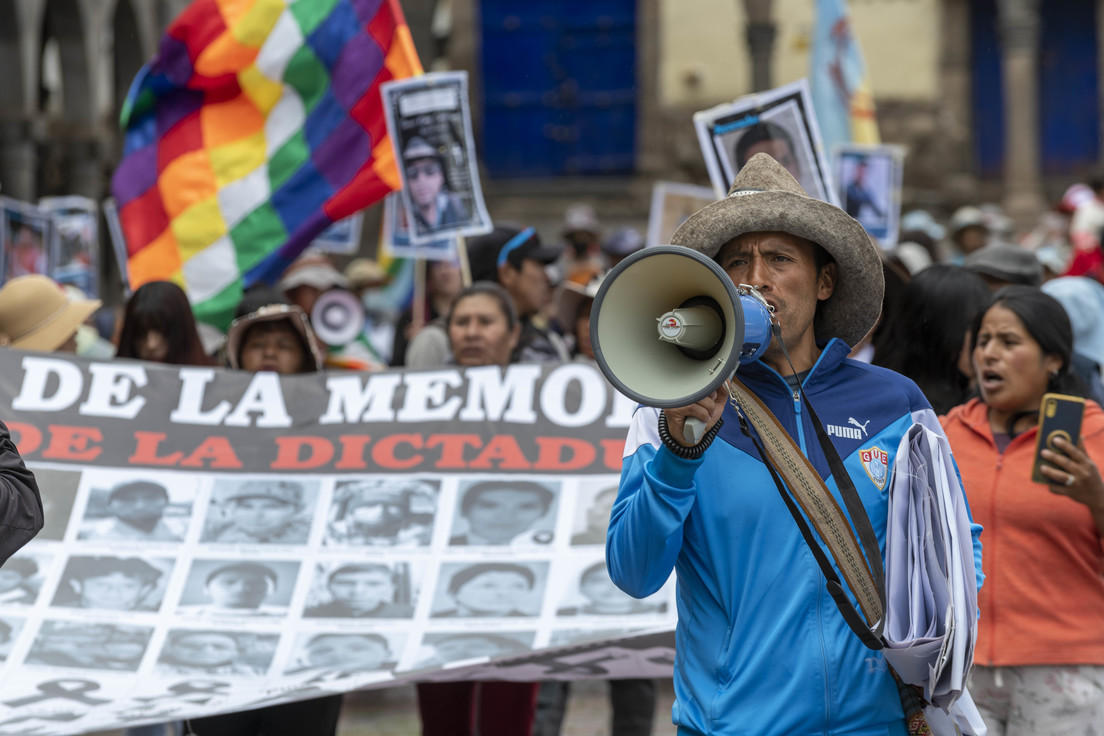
[0,352,673,735]
[831,144,906,247]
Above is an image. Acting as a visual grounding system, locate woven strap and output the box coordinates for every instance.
[727,377,885,631]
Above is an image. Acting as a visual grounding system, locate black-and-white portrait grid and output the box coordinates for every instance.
[381,71,493,244]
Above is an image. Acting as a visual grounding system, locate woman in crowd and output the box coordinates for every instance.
[115,281,211,366]
[184,288,335,736]
[940,286,1104,734]
[416,280,538,736]
[875,264,991,414]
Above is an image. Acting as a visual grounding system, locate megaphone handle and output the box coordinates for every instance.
[683,417,706,445]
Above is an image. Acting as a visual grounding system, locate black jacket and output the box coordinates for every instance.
[0,420,43,565]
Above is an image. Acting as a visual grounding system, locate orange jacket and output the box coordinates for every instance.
[941,398,1104,666]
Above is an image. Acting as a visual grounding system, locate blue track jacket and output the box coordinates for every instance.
[607,339,983,736]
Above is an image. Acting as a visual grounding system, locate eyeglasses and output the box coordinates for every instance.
[406,161,442,180]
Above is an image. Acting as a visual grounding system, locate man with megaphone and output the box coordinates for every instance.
[600,154,984,736]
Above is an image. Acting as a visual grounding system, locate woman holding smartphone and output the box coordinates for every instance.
[941,285,1104,734]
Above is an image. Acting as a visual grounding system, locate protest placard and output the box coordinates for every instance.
[832,144,906,247]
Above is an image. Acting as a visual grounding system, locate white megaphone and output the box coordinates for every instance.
[590,246,774,443]
[311,288,366,347]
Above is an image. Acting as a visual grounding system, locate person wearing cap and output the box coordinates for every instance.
[946,205,991,262]
[277,250,349,320]
[403,135,468,233]
[225,289,324,374]
[206,480,311,545]
[559,203,605,283]
[467,225,569,363]
[78,480,184,542]
[605,153,983,735]
[179,562,286,617]
[964,242,1045,290]
[325,478,436,547]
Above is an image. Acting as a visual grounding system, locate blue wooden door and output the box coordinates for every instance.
[971,0,1099,178]
[479,1,637,178]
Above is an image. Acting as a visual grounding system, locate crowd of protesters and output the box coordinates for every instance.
[3,167,1104,735]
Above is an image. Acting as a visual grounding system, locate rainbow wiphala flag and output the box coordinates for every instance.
[111,0,422,328]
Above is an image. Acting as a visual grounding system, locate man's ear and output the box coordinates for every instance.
[497,262,517,288]
[817,262,838,301]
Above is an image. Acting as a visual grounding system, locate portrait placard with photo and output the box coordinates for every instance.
[380,192,457,261]
[646,182,717,249]
[381,71,493,244]
[41,195,100,297]
[1,198,53,281]
[693,79,836,205]
[832,143,906,247]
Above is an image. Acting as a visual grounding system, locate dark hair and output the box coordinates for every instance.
[327,563,393,583]
[307,632,389,650]
[3,557,37,577]
[116,281,211,366]
[169,630,239,648]
[459,480,553,516]
[68,557,161,584]
[447,282,519,332]
[734,121,796,168]
[205,562,278,586]
[874,265,992,414]
[447,563,535,595]
[971,285,1083,397]
[108,480,169,503]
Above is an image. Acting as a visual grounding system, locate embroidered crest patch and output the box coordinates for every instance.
[859,447,889,490]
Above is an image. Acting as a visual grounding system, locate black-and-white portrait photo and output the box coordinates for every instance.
[51,555,172,612]
[42,195,100,297]
[571,482,619,546]
[0,616,24,660]
[177,559,299,617]
[694,80,835,205]
[26,621,152,671]
[202,478,319,545]
[325,477,438,548]
[450,479,559,547]
[430,561,547,618]
[381,71,492,244]
[28,466,80,540]
[556,560,668,617]
[381,192,457,261]
[0,554,48,606]
[156,629,278,676]
[285,631,400,675]
[415,631,534,669]
[304,561,415,619]
[78,474,196,542]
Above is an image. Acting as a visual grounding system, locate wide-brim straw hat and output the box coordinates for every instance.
[670,153,884,348]
[0,275,102,352]
[225,304,324,372]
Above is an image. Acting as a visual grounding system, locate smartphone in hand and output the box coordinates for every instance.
[1031,393,1086,485]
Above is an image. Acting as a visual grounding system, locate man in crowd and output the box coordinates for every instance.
[605,153,982,734]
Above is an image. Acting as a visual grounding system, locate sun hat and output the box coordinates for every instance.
[669,152,884,348]
[277,251,348,292]
[964,242,1043,287]
[224,303,324,371]
[561,203,602,236]
[344,258,390,290]
[0,274,101,352]
[556,273,605,337]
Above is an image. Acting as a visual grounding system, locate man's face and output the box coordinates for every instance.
[744,139,800,182]
[465,489,546,544]
[108,490,168,525]
[407,157,444,207]
[453,570,531,615]
[172,634,239,667]
[77,572,151,610]
[0,570,26,593]
[205,570,271,609]
[227,497,298,538]
[306,636,388,669]
[500,259,551,318]
[716,232,836,369]
[434,636,510,662]
[580,568,628,605]
[328,570,394,611]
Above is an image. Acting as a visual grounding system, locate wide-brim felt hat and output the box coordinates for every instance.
[0,274,102,352]
[670,153,884,348]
